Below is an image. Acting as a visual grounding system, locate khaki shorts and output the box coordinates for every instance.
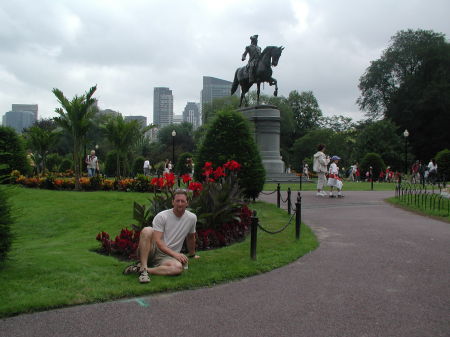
[147,242,177,267]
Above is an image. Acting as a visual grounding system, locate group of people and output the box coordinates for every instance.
[313,144,344,198]
[410,159,438,184]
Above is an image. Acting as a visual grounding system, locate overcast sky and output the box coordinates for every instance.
[1,0,449,124]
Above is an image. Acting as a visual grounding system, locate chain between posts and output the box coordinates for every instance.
[250,192,302,260]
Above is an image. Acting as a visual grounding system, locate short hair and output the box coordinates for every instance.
[173,189,188,200]
[317,144,325,151]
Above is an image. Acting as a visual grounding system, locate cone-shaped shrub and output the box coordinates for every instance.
[195,109,265,199]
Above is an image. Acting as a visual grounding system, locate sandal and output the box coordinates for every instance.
[139,269,151,283]
[123,263,141,275]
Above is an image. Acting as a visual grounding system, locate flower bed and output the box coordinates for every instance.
[96,160,251,259]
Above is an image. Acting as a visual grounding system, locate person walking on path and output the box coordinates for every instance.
[313,144,330,197]
[327,155,344,198]
[123,189,200,283]
[85,150,99,177]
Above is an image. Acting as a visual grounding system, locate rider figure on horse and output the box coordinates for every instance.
[241,34,261,83]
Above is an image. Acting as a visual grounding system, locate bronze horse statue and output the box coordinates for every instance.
[231,46,284,107]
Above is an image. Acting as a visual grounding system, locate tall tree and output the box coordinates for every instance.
[53,85,98,190]
[357,29,448,120]
[23,126,60,174]
[288,90,323,138]
[358,29,450,160]
[103,114,145,177]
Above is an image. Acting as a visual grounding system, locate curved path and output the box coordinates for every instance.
[1,191,449,337]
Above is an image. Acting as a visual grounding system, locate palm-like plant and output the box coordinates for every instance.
[23,126,60,174]
[103,115,152,177]
[52,85,97,190]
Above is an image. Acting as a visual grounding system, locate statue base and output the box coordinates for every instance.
[239,105,285,176]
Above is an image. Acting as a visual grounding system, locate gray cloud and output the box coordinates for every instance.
[1,0,449,122]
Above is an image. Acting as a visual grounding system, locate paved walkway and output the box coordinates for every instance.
[1,191,449,337]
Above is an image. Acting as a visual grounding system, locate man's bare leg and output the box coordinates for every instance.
[138,227,184,275]
[147,260,184,276]
[138,227,154,271]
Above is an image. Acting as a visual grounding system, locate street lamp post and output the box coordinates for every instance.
[171,130,176,168]
[403,129,409,175]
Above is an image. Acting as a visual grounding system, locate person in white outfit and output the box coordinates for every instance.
[313,144,330,197]
[327,155,344,198]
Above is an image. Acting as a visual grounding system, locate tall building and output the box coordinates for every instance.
[201,76,238,109]
[153,87,173,128]
[2,104,38,133]
[12,104,38,120]
[182,102,200,129]
[2,110,35,133]
[172,115,183,124]
[124,115,147,128]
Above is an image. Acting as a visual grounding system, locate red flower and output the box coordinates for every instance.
[164,172,175,187]
[188,182,203,193]
[202,162,214,177]
[213,166,226,179]
[150,178,159,186]
[181,174,192,184]
[224,160,241,171]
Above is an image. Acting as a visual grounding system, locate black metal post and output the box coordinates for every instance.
[172,136,175,168]
[295,192,302,240]
[277,183,281,208]
[250,211,258,260]
[287,187,291,214]
[370,166,373,191]
[404,137,408,174]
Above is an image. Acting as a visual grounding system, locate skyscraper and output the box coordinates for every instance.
[2,104,38,133]
[182,102,200,129]
[201,76,239,108]
[12,104,38,120]
[2,110,35,133]
[153,87,173,128]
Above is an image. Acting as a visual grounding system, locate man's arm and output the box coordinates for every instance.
[153,230,188,264]
[186,232,200,259]
[242,47,248,61]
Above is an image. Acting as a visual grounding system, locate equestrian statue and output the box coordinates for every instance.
[231,34,284,107]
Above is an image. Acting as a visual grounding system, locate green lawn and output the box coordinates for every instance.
[264,180,398,191]
[0,187,318,318]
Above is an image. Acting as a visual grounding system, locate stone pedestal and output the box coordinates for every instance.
[239,105,284,176]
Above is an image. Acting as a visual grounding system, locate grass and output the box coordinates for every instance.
[264,180,397,192]
[386,196,450,222]
[0,187,318,318]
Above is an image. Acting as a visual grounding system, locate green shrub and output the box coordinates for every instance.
[0,185,13,264]
[435,149,450,179]
[195,110,265,199]
[0,126,29,179]
[60,157,73,172]
[46,153,63,172]
[176,152,193,175]
[104,150,127,177]
[133,156,145,177]
[360,152,386,177]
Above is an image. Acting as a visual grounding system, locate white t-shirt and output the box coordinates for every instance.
[329,162,339,175]
[86,155,98,169]
[152,209,197,253]
[143,160,150,169]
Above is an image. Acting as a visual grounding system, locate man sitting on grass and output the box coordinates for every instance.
[124,189,200,283]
